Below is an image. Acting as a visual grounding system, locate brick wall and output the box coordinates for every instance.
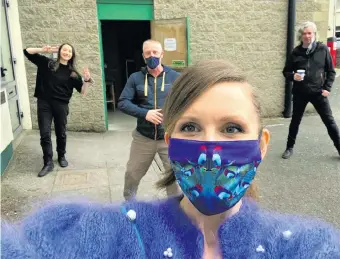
[18,0,105,132]
[154,0,330,117]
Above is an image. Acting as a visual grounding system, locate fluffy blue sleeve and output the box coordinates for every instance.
[292,222,340,258]
[268,213,340,258]
[1,201,142,259]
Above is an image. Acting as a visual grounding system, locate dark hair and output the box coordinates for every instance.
[49,43,80,78]
[156,60,262,200]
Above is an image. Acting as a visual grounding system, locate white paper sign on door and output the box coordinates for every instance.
[164,38,177,51]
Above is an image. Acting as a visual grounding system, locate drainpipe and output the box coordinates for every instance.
[283,0,296,118]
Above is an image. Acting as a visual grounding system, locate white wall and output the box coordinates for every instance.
[329,0,336,37]
[337,13,340,28]
[0,89,14,152]
[6,0,32,130]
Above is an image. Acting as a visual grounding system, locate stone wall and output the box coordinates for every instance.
[16,0,330,131]
[17,0,105,132]
[296,0,330,43]
[154,0,330,117]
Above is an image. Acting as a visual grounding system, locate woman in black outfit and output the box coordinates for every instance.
[24,43,93,177]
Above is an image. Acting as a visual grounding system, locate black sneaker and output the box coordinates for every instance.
[58,156,69,168]
[282,148,293,159]
[38,161,54,177]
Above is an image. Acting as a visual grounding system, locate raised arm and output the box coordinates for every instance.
[23,45,58,67]
[70,67,94,96]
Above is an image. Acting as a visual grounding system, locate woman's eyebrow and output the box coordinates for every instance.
[179,114,248,124]
[177,115,199,122]
[218,115,248,124]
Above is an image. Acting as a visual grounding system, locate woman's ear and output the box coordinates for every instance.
[259,128,270,160]
[164,132,170,145]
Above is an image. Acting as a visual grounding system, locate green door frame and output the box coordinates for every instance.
[96,0,190,130]
[96,21,108,130]
[96,1,154,130]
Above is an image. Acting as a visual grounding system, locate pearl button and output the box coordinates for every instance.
[163,248,173,257]
[256,245,265,253]
[282,230,292,240]
[126,209,136,221]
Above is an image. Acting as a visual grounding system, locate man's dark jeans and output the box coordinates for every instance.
[286,93,340,151]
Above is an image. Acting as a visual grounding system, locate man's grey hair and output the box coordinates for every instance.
[142,39,163,51]
[297,21,317,42]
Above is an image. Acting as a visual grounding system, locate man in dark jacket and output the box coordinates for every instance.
[282,21,339,159]
[118,39,180,200]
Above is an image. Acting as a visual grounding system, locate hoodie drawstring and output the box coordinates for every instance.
[144,71,166,96]
[144,73,148,97]
[161,71,166,92]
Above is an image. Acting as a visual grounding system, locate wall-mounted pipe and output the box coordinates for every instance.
[283,0,296,118]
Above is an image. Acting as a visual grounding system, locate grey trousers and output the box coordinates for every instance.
[123,129,179,200]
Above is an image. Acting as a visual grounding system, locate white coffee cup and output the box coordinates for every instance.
[297,69,305,80]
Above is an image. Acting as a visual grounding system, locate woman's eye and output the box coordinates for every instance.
[180,123,200,132]
[223,123,244,134]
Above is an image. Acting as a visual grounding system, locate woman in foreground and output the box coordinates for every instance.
[2,60,339,258]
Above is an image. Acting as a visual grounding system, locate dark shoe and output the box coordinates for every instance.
[38,162,54,177]
[58,156,68,167]
[282,148,293,159]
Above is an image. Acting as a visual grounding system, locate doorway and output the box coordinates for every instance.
[101,20,151,131]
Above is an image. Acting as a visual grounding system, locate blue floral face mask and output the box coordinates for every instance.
[168,138,262,216]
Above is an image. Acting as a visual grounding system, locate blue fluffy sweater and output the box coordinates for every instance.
[2,196,340,259]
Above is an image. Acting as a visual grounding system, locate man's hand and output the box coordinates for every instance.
[322,89,330,97]
[293,73,303,81]
[146,109,163,125]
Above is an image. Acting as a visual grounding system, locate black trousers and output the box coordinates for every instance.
[37,99,69,164]
[287,93,340,151]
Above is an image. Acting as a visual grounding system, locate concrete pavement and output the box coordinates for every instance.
[1,130,168,222]
[2,79,340,229]
[258,77,340,228]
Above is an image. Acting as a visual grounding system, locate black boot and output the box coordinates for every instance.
[282,148,293,159]
[38,161,54,177]
[58,155,68,168]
